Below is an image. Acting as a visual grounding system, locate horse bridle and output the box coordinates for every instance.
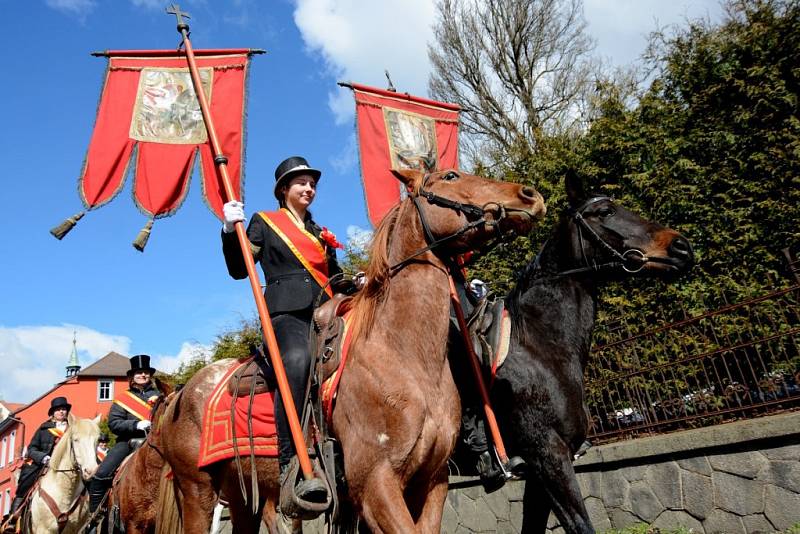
[549,196,672,277]
[389,171,530,275]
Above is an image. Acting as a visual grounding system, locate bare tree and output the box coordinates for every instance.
[428,0,597,164]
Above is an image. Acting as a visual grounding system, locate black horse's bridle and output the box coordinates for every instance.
[545,196,672,278]
[389,171,531,275]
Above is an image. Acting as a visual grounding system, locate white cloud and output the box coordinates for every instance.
[330,132,358,174]
[346,225,372,250]
[584,0,725,68]
[152,341,212,374]
[0,325,131,403]
[293,0,437,124]
[130,0,163,9]
[45,0,97,20]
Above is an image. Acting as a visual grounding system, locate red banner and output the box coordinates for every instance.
[52,50,252,248]
[349,83,460,226]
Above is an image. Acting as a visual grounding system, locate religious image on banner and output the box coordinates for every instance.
[130,68,212,144]
[345,82,460,227]
[383,108,438,171]
[50,50,254,251]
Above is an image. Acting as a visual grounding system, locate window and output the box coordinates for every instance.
[8,430,15,462]
[98,379,114,401]
[3,489,9,515]
[0,436,6,467]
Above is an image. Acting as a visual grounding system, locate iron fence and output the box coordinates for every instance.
[586,284,800,444]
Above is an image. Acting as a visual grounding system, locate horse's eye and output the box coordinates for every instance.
[598,207,615,218]
[443,172,459,182]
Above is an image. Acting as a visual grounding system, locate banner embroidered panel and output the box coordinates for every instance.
[349,83,460,226]
[77,51,250,221]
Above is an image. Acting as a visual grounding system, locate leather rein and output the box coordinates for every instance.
[37,433,91,532]
[539,196,673,278]
[389,172,530,275]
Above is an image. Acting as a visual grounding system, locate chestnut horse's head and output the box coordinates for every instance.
[561,172,694,277]
[392,168,546,254]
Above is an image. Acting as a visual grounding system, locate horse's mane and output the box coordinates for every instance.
[47,423,73,469]
[347,200,406,342]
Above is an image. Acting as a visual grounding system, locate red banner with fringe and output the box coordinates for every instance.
[348,83,460,226]
[52,49,253,250]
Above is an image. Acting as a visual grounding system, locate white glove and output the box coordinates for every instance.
[223,200,245,233]
[136,420,152,431]
[42,455,51,465]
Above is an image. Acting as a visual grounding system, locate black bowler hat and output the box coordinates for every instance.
[48,396,72,416]
[273,156,321,200]
[127,354,157,377]
[98,432,109,443]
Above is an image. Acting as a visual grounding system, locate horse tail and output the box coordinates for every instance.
[155,465,182,534]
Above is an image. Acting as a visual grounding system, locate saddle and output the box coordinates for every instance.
[312,293,354,386]
[226,356,270,397]
[466,296,512,375]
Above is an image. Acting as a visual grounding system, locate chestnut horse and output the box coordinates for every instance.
[27,414,101,534]
[491,173,694,533]
[105,385,174,534]
[156,168,544,533]
[329,168,544,532]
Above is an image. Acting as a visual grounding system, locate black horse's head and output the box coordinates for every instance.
[557,172,694,277]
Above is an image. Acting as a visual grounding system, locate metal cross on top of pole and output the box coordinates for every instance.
[165,4,317,482]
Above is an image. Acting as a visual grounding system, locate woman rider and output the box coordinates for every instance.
[88,355,160,513]
[221,156,354,511]
[6,397,72,517]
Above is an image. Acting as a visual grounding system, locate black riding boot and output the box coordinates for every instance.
[7,498,23,517]
[462,406,526,492]
[88,478,108,514]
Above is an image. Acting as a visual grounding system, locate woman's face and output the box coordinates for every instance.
[133,371,151,386]
[52,408,68,422]
[282,175,316,211]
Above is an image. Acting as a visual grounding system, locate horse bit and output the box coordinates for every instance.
[554,196,671,277]
[389,171,531,274]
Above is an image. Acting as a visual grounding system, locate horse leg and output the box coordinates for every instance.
[530,433,594,534]
[521,478,553,534]
[226,492,265,534]
[174,480,217,534]
[411,467,449,534]
[358,464,418,534]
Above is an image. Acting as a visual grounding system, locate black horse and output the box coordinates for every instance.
[492,172,694,533]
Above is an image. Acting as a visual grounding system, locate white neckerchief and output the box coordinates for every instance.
[55,420,67,431]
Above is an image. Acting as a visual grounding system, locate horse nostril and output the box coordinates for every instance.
[519,186,538,202]
[669,236,694,262]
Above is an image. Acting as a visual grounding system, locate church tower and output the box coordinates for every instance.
[66,331,81,378]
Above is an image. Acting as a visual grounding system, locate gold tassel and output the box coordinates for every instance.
[132,219,154,252]
[49,211,85,240]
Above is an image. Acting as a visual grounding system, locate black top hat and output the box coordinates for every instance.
[273,156,321,200]
[127,354,157,377]
[98,432,110,443]
[48,396,72,416]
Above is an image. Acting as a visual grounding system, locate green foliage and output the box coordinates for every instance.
[97,417,115,448]
[168,316,262,385]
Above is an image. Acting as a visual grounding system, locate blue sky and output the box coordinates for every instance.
[0,0,723,403]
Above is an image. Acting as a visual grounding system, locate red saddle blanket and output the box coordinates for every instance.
[198,360,278,467]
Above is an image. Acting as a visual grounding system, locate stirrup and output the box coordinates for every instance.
[279,456,331,520]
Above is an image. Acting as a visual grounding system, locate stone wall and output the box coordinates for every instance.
[292,412,800,533]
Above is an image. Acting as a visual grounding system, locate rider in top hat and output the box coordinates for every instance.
[88,355,161,513]
[222,156,356,512]
[7,397,72,516]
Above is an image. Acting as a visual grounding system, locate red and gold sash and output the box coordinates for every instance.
[47,427,65,440]
[113,391,153,421]
[96,448,107,462]
[258,209,333,298]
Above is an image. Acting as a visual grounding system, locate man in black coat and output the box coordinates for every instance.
[88,355,160,513]
[8,397,71,515]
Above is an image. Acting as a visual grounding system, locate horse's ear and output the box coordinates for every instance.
[392,168,423,190]
[564,169,588,207]
[67,412,76,425]
[93,414,101,424]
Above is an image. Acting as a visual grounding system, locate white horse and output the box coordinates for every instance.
[27,413,101,534]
